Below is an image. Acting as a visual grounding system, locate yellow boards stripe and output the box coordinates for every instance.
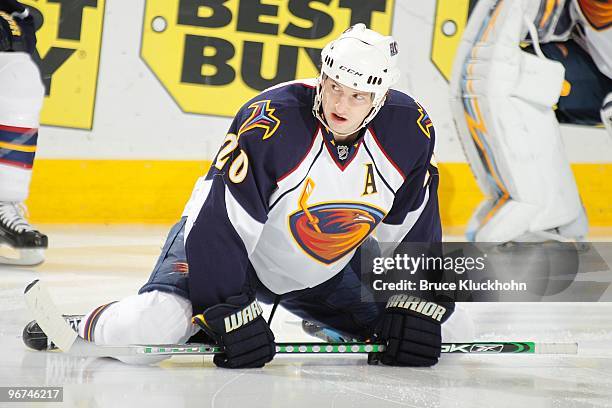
[27,160,210,224]
[25,160,612,226]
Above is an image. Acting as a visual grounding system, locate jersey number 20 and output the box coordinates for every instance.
[214,133,249,184]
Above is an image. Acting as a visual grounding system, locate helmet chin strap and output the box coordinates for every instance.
[316,106,373,139]
[312,76,379,140]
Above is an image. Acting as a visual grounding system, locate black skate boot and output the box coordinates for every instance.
[22,315,83,351]
[0,202,48,265]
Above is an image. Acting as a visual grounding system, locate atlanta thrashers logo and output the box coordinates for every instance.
[237,99,280,139]
[289,179,385,264]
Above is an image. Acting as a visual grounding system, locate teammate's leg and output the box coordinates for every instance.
[0,52,47,266]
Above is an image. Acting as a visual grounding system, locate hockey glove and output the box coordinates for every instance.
[192,294,275,368]
[371,295,448,367]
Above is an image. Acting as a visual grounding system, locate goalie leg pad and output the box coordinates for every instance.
[450,0,584,242]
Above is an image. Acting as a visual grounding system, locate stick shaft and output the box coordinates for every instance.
[63,339,577,357]
[140,341,577,356]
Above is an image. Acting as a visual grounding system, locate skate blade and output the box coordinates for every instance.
[0,247,45,266]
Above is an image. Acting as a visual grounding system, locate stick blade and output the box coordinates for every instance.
[24,280,78,352]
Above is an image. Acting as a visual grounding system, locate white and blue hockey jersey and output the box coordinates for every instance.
[183,79,440,312]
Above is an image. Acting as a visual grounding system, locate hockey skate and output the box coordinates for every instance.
[0,202,48,266]
[22,315,82,351]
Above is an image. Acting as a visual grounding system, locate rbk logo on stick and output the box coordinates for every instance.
[441,344,505,353]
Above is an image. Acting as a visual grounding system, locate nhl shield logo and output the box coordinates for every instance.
[337,145,349,160]
[289,203,385,264]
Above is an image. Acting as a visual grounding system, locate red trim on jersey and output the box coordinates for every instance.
[277,124,321,183]
[298,82,316,89]
[322,132,363,172]
[368,126,406,180]
[0,124,36,134]
[0,158,33,169]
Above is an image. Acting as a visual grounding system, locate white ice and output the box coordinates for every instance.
[1,225,612,408]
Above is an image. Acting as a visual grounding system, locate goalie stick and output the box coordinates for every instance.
[24,280,579,358]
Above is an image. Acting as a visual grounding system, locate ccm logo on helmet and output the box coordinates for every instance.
[339,66,363,77]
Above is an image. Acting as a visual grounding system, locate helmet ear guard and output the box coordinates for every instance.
[313,23,400,135]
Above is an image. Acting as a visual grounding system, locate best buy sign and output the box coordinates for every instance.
[141,0,394,117]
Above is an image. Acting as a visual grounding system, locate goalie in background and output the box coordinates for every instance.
[0,0,47,265]
[450,0,611,243]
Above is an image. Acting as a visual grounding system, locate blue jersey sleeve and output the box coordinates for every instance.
[372,93,442,244]
[371,95,451,316]
[386,137,441,243]
[185,119,270,313]
[185,88,317,313]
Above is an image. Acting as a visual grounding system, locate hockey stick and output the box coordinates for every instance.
[24,280,579,358]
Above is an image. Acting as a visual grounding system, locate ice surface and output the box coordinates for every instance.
[1,225,612,408]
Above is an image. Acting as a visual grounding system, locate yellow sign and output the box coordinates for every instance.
[431,0,471,81]
[141,0,395,117]
[23,0,105,129]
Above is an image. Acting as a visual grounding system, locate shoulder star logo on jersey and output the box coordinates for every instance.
[415,101,433,139]
[0,12,22,37]
[289,179,385,264]
[238,100,281,140]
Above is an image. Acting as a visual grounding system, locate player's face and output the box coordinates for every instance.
[321,78,373,140]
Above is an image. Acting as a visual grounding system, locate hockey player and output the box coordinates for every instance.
[0,0,47,265]
[24,24,453,368]
[450,0,611,243]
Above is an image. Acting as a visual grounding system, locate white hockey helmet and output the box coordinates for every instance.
[313,23,400,134]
